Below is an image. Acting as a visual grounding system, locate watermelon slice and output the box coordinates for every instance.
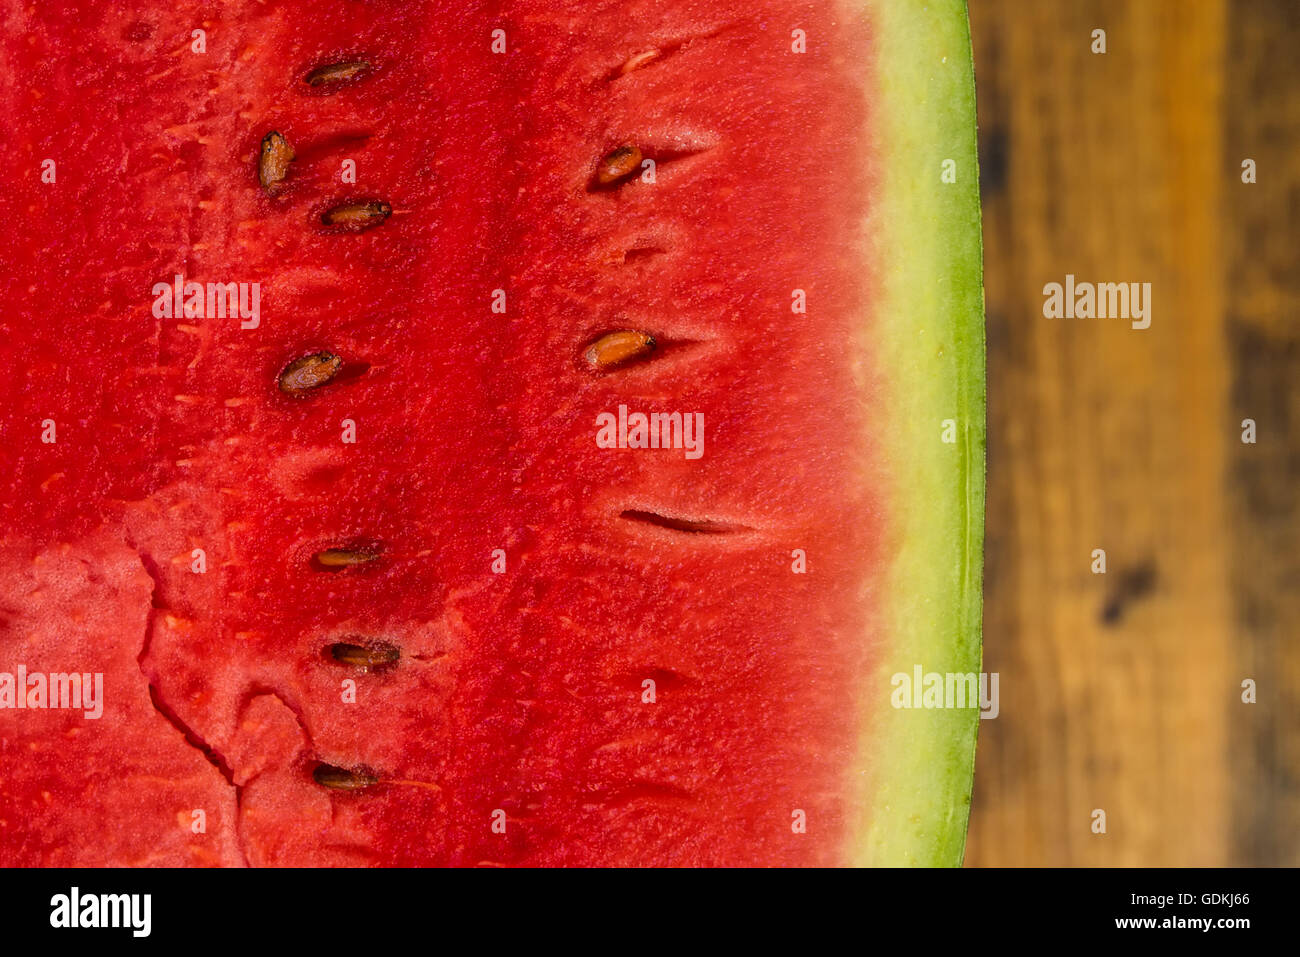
[0,0,984,866]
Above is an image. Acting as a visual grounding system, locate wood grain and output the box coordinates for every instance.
[966,0,1299,866]
[1221,0,1300,867]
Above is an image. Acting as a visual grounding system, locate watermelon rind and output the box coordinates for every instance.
[850,0,986,867]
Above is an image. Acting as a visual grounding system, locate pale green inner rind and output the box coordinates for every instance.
[850,0,985,866]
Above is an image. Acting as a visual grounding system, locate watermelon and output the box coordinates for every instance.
[0,0,984,867]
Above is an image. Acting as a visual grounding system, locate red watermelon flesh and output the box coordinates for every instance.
[0,0,983,867]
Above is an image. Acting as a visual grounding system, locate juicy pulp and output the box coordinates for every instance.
[0,0,983,866]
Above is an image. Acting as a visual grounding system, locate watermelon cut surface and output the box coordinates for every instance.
[0,0,983,866]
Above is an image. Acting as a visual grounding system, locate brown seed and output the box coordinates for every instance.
[322,200,392,229]
[304,60,372,88]
[585,330,657,370]
[619,49,662,75]
[329,641,401,669]
[596,145,643,185]
[258,131,295,193]
[314,547,379,568]
[313,763,379,791]
[277,352,342,396]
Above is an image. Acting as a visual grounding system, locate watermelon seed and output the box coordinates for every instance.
[591,143,712,191]
[313,547,380,569]
[619,510,748,535]
[278,352,342,396]
[312,763,379,791]
[258,130,295,193]
[321,200,392,229]
[606,38,697,81]
[594,145,643,187]
[584,330,657,371]
[304,60,372,88]
[329,641,401,670]
[618,49,662,75]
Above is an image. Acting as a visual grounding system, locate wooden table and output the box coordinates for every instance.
[966,0,1299,866]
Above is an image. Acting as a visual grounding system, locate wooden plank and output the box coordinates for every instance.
[965,0,1241,865]
[1221,0,1300,866]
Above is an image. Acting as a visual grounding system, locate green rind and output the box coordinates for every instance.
[850,0,985,866]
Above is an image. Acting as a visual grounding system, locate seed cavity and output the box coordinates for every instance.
[606,41,691,81]
[329,640,401,670]
[592,780,695,811]
[305,60,372,88]
[619,49,662,75]
[621,245,667,263]
[584,330,657,371]
[595,145,643,187]
[620,509,750,535]
[313,546,380,569]
[259,131,295,193]
[313,763,379,791]
[278,352,342,396]
[321,200,392,230]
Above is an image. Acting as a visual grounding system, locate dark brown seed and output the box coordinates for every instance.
[313,763,379,791]
[322,200,392,229]
[329,641,401,669]
[596,145,643,185]
[304,60,372,88]
[314,547,379,568]
[258,131,295,193]
[277,352,342,396]
[584,330,657,370]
